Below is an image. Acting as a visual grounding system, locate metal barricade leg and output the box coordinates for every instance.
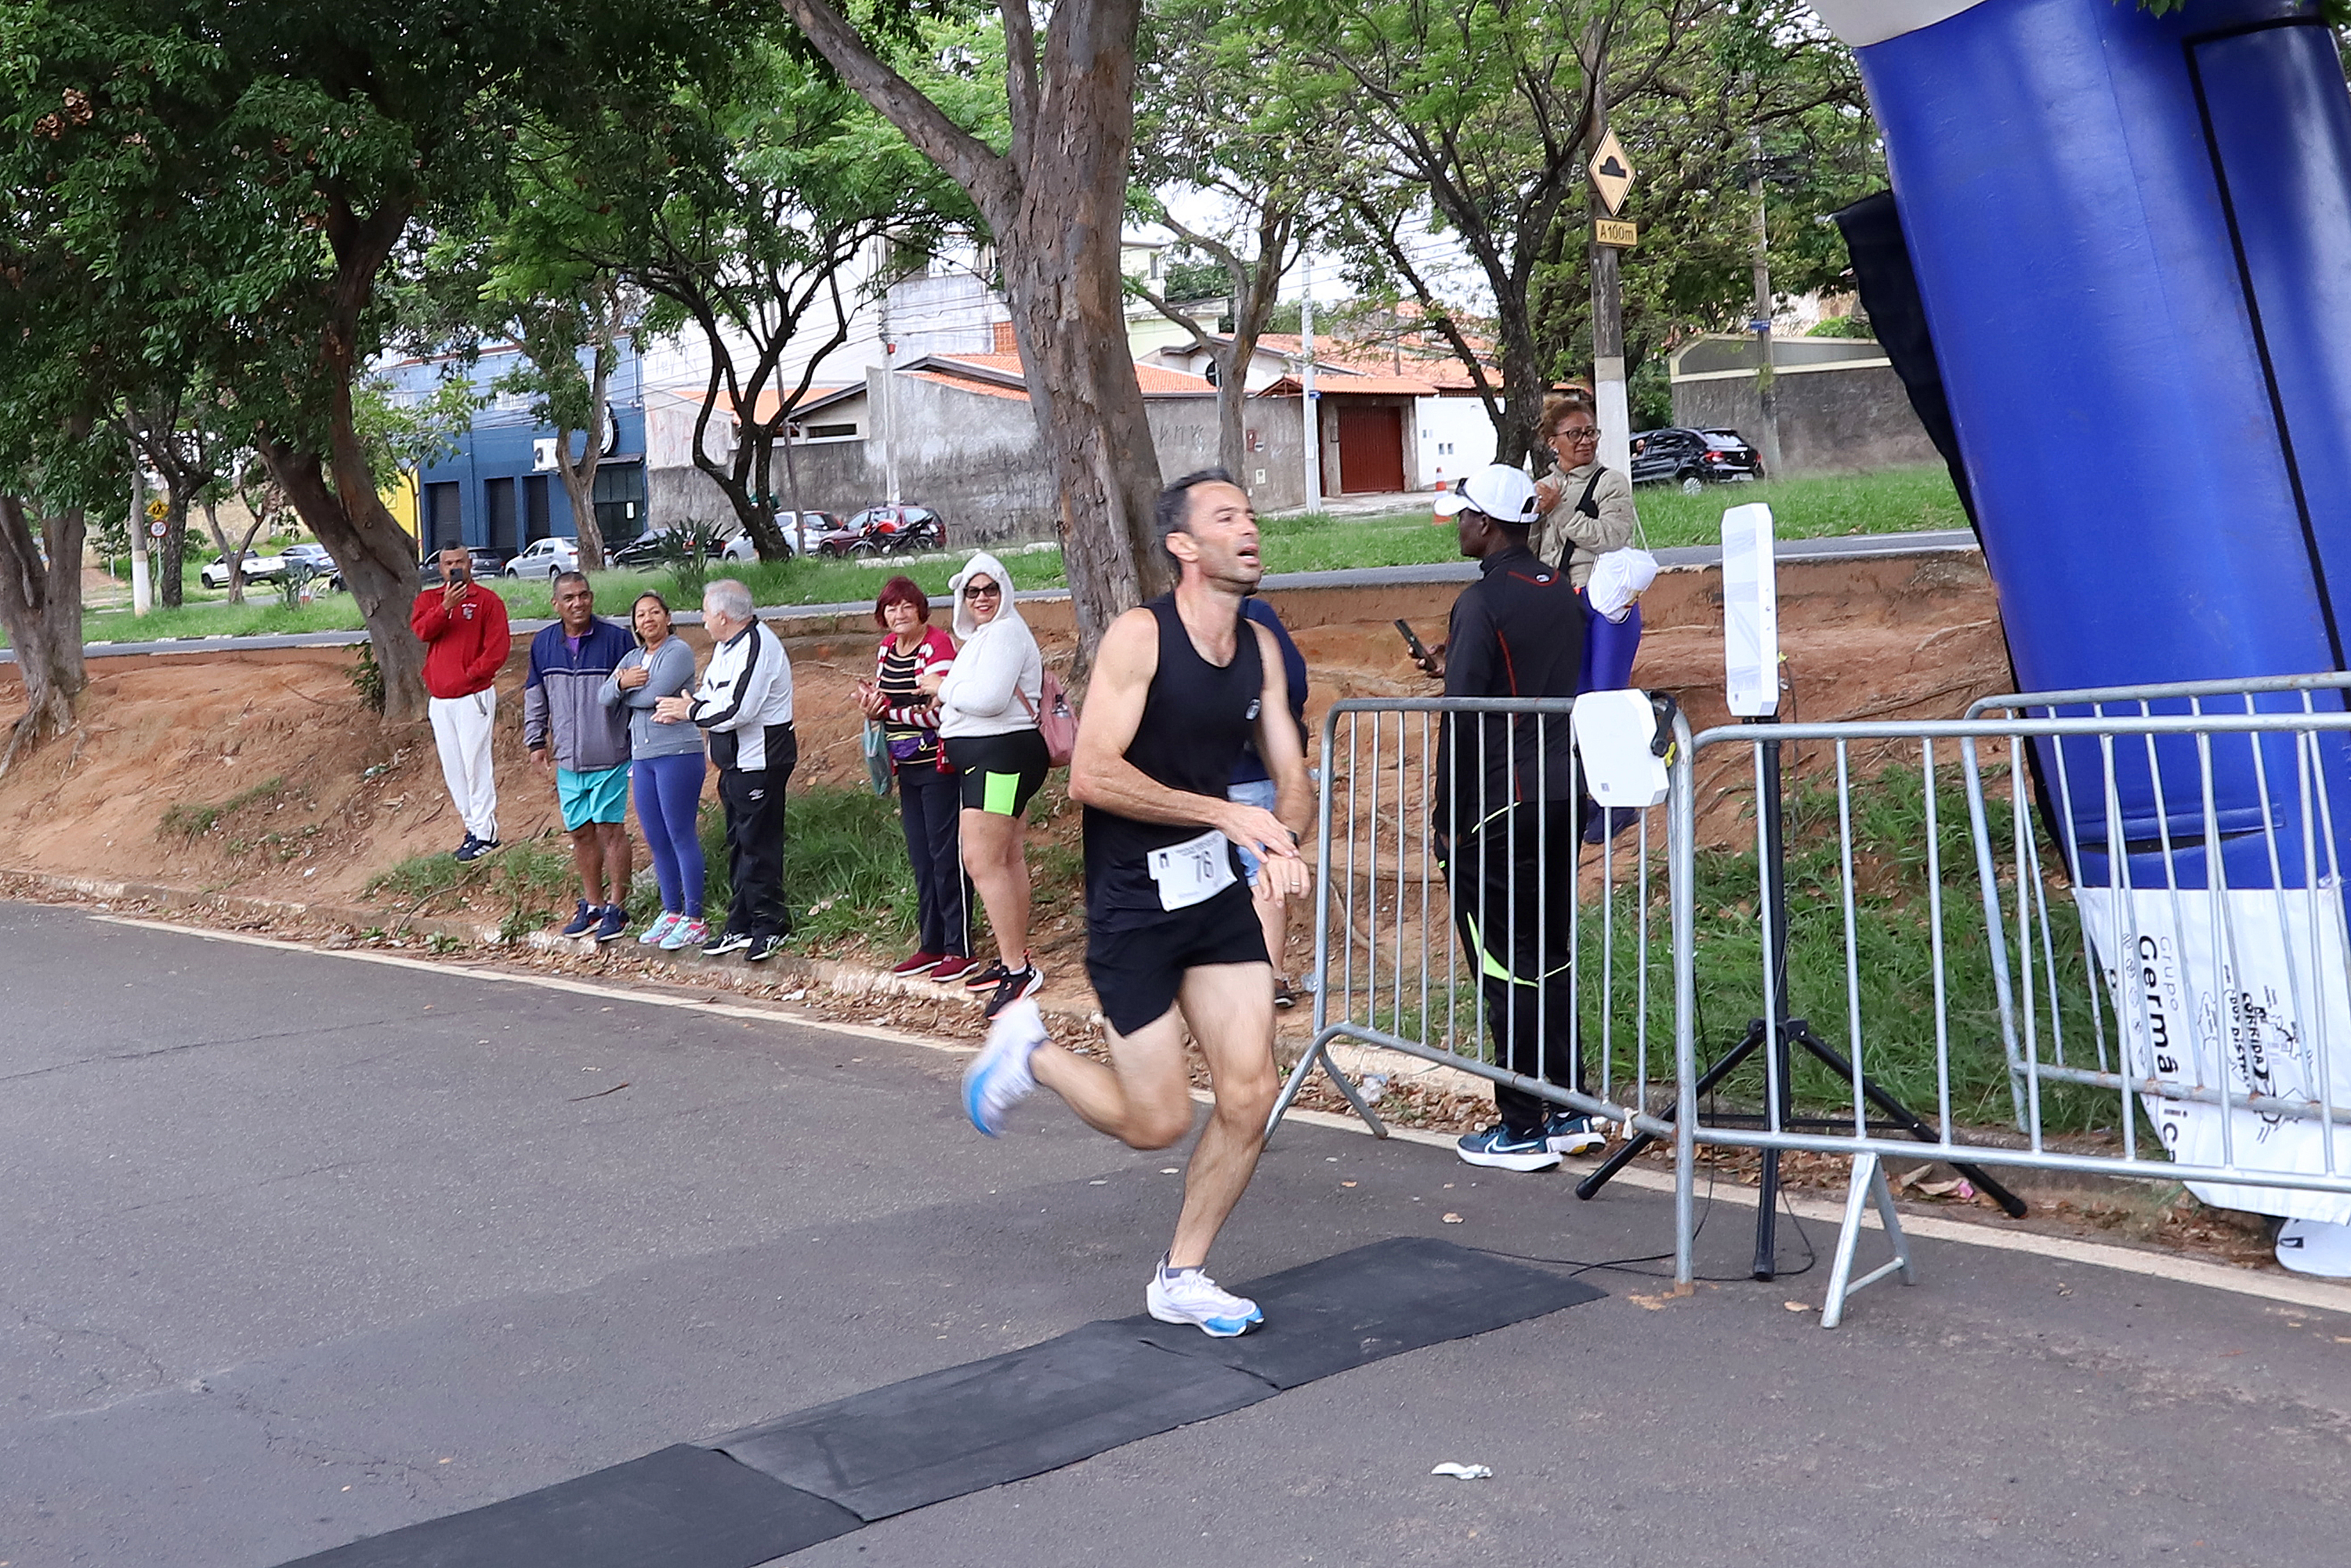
[1820,1151,1917,1328]
[1266,1031,1390,1142]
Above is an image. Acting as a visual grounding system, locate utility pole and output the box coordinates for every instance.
[1587,65,1632,480]
[128,451,153,617]
[1299,257,1323,514]
[1748,122,1784,479]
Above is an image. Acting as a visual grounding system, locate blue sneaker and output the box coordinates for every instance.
[1545,1110,1608,1156]
[1455,1122,1562,1172]
[560,900,596,938]
[1147,1262,1263,1338]
[962,998,1045,1135]
[593,904,629,943]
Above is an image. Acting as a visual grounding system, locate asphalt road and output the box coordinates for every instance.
[22,530,1979,664]
[8,899,2346,1567]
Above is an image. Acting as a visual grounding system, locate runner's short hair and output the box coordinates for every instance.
[552,570,589,592]
[704,577,754,621]
[1154,467,1241,568]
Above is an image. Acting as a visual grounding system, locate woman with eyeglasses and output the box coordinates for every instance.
[919,552,1049,1019]
[1531,391,1643,693]
[857,574,971,983]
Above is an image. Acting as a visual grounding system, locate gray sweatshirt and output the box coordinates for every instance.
[599,637,705,759]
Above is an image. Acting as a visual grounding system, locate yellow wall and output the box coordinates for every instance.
[381,469,420,543]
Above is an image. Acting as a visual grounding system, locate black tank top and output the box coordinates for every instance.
[1084,594,1264,926]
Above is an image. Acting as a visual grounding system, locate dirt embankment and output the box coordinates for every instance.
[0,550,2007,928]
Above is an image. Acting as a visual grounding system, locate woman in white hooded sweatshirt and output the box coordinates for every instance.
[919,552,1048,1018]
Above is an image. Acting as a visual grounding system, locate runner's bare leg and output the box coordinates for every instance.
[1166,962,1278,1267]
[1028,960,1277,1268]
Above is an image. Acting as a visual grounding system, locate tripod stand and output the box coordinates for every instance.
[1574,723,2027,1279]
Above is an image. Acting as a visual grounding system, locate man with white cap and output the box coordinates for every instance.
[1417,462,1599,1171]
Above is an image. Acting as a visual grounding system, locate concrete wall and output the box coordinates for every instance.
[1673,362,1940,473]
[647,369,1316,544]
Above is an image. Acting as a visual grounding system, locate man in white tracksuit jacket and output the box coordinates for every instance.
[655,577,795,961]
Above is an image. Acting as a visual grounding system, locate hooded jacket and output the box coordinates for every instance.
[937,552,1043,741]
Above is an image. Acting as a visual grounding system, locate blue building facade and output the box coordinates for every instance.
[382,342,650,562]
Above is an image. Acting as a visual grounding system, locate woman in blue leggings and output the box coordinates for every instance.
[602,592,708,950]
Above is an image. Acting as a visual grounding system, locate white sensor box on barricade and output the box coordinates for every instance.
[1572,689,1669,809]
[1722,502,1780,717]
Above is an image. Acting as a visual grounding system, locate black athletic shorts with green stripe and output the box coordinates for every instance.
[947,728,1051,817]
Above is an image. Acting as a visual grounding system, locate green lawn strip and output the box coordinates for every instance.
[42,465,1965,650]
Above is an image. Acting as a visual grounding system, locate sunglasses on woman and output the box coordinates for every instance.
[963,580,1001,599]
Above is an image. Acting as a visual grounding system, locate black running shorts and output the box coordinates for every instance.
[947,728,1050,817]
[1085,882,1269,1037]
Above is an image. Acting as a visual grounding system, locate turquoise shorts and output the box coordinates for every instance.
[557,764,630,831]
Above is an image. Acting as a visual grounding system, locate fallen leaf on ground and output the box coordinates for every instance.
[1441,1212,1464,1223]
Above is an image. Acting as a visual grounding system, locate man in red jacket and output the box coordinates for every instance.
[410,546,513,862]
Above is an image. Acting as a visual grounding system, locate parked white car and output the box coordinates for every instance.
[501,537,580,580]
[201,552,286,589]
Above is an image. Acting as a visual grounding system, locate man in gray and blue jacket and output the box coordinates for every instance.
[524,571,636,941]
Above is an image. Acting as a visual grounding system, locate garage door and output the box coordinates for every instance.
[1335,405,1405,493]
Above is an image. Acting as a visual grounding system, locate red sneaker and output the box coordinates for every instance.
[929,954,976,983]
[892,950,945,976]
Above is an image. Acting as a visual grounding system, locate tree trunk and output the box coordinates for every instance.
[1002,220,1168,649]
[552,278,622,572]
[158,490,190,609]
[784,0,1167,662]
[0,494,89,773]
[201,501,256,606]
[259,433,428,723]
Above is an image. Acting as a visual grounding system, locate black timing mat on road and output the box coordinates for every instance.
[1127,1233,1607,1389]
[716,1319,1278,1519]
[278,1443,860,1568]
[277,1237,1599,1565]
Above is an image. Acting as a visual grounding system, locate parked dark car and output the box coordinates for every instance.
[421,547,509,585]
[849,505,945,556]
[1628,427,1764,493]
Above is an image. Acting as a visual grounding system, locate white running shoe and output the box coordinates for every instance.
[1147,1261,1263,1338]
[962,998,1045,1136]
[638,911,682,947]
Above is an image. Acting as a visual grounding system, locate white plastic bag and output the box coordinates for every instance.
[1585,545,1658,622]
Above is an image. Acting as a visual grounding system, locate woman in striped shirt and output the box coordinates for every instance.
[858,575,971,980]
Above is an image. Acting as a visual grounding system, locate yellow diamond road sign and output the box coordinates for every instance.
[1588,131,1634,216]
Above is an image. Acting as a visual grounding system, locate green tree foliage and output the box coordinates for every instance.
[0,0,750,722]
[1527,2,1882,418]
[1277,0,1876,462]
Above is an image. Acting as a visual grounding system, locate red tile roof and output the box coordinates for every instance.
[1257,373,1438,397]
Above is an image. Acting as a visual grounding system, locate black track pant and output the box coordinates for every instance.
[1441,799,1582,1136]
[718,755,794,940]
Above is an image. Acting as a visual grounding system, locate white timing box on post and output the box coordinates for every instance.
[1722,502,1780,717]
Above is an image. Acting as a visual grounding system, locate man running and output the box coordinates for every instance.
[961,469,1310,1337]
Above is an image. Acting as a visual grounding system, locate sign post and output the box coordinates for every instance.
[1587,121,1636,479]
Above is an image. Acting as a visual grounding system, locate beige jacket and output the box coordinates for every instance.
[1532,460,1639,590]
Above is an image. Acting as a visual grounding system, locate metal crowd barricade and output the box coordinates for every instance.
[1675,699,2351,1323]
[1277,682,2351,1324]
[1267,696,1701,1286]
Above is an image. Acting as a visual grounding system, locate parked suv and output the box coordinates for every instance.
[422,548,509,585]
[1628,427,1764,492]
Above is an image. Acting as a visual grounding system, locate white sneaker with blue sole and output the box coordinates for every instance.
[962,998,1045,1135]
[1147,1262,1262,1338]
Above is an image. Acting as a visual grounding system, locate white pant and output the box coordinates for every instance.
[428,690,499,841]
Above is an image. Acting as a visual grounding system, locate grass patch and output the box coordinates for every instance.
[36,465,1967,650]
[159,776,292,842]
